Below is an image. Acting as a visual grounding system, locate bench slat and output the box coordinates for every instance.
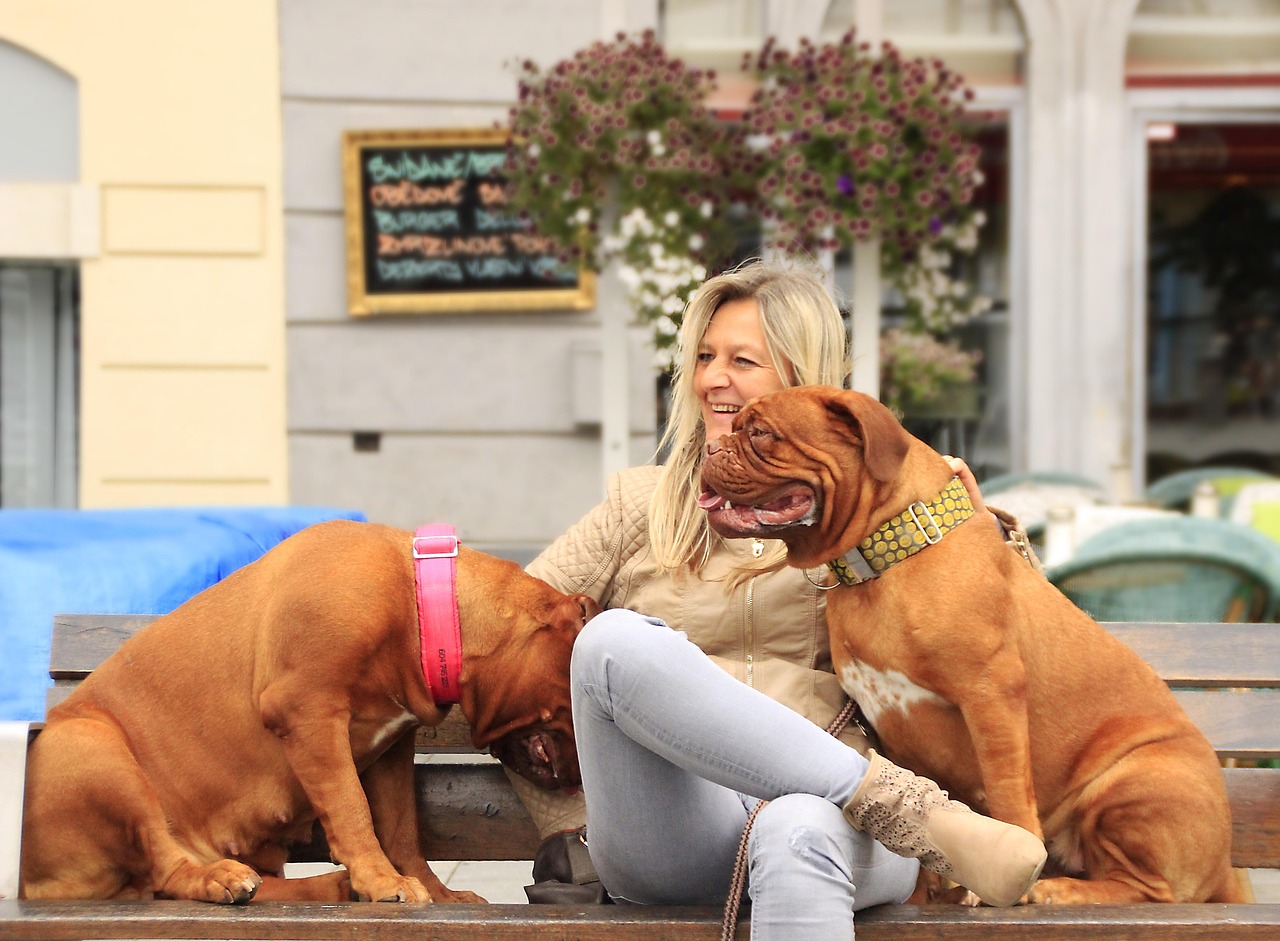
[50,616,1280,689]
[1225,767,1280,870]
[1,899,1277,941]
[1106,622,1280,687]
[1173,690,1280,759]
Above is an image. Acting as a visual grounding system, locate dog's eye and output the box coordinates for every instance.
[749,426,777,443]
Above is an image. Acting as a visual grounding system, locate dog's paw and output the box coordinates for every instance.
[353,875,433,904]
[168,859,261,904]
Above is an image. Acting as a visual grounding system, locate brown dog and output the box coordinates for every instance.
[20,520,598,904]
[699,387,1241,904]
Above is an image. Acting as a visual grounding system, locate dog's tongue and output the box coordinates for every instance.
[697,489,727,511]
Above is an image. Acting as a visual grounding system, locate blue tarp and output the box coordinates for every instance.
[0,506,367,722]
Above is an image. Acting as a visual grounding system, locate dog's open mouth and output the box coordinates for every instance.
[697,482,818,536]
[489,727,581,793]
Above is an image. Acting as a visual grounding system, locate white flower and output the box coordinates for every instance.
[688,234,705,251]
[527,143,541,158]
[573,207,591,224]
[663,210,679,227]
[700,201,714,218]
[647,129,661,146]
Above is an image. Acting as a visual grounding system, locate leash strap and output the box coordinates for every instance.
[828,477,976,586]
[721,699,860,941]
[413,524,462,706]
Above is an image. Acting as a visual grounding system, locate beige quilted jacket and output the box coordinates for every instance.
[509,464,870,838]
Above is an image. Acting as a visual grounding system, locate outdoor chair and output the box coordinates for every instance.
[1046,516,1280,623]
[1142,467,1277,517]
[979,471,1108,550]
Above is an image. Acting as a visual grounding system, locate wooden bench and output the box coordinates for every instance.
[1,616,1279,940]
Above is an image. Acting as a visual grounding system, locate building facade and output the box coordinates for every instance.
[3,0,1277,552]
[1,0,289,509]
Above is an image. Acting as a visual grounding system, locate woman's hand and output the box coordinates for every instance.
[942,455,987,515]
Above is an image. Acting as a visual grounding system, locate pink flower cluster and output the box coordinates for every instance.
[505,30,740,269]
[738,30,981,259]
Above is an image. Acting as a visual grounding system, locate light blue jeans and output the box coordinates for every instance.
[571,609,920,941]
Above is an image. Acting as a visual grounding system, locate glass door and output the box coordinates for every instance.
[1140,119,1280,483]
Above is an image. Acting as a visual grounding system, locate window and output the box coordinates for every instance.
[0,264,79,507]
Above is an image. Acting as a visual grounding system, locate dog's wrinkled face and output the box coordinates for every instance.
[461,591,599,793]
[489,724,579,791]
[699,387,912,567]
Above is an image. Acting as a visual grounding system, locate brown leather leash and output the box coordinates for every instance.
[719,698,867,941]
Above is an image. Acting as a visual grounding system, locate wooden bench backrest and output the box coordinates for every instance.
[42,615,1280,868]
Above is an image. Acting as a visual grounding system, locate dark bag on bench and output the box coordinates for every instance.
[524,827,611,904]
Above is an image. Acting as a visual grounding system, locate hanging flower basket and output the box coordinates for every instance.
[505,31,749,368]
[738,31,990,334]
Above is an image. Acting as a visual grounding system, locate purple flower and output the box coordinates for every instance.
[929,216,942,235]
[837,174,854,196]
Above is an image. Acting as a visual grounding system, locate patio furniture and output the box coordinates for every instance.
[979,471,1108,546]
[1046,516,1280,622]
[1143,467,1277,516]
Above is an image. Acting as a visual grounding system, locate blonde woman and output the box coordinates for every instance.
[518,260,1044,939]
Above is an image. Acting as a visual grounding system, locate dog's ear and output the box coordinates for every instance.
[826,390,911,482]
[551,594,600,637]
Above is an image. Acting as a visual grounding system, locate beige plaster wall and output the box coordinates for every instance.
[0,0,288,507]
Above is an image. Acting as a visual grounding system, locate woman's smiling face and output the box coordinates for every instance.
[695,297,788,445]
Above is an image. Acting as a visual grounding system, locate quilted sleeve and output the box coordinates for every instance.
[526,467,657,607]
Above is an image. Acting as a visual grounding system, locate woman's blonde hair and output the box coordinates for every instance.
[649,259,850,573]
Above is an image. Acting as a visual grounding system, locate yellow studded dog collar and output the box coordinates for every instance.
[827,477,976,586]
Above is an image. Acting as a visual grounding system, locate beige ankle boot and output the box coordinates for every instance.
[843,750,1047,907]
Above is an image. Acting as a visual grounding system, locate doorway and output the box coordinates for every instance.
[1136,117,1280,484]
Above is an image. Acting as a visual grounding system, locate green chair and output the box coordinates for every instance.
[979,472,1107,552]
[1142,467,1276,516]
[1046,516,1280,623]
[979,471,1107,499]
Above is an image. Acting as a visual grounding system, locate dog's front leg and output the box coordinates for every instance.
[944,652,1043,841]
[363,731,485,903]
[259,688,431,902]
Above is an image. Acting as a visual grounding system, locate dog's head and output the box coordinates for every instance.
[699,386,920,568]
[455,561,600,792]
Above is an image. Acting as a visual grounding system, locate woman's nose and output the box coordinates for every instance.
[701,358,729,388]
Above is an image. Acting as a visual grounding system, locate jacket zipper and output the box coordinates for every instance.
[745,576,756,687]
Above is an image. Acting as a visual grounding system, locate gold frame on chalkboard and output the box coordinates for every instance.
[341,128,596,316]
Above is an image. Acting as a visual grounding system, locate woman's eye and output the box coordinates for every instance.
[695,352,714,364]
[734,357,759,368]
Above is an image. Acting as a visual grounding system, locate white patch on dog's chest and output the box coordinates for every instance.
[368,708,416,752]
[838,658,949,726]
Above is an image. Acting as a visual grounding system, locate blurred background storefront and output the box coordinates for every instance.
[1,0,1277,553]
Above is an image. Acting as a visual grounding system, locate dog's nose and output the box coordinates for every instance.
[706,438,723,456]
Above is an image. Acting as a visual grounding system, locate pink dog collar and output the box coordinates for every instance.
[412,524,462,706]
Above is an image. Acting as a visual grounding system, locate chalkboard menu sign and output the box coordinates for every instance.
[342,128,595,315]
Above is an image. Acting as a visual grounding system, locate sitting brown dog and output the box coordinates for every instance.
[20,520,598,904]
[699,387,1241,904]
